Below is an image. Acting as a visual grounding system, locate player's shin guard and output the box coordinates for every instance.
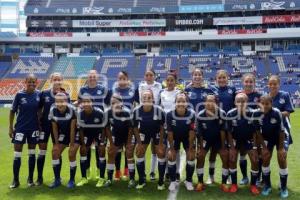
[70,161,77,182]
[250,170,259,186]
[99,157,106,179]
[28,149,36,181]
[239,156,247,178]
[186,160,195,182]
[128,162,135,180]
[52,159,61,180]
[80,156,87,178]
[136,157,145,184]
[107,163,114,181]
[209,162,216,177]
[37,150,46,180]
[262,166,271,187]
[13,152,22,181]
[229,168,237,185]
[115,151,122,171]
[222,168,229,184]
[279,168,288,191]
[150,154,157,174]
[158,158,166,185]
[197,168,204,183]
[168,161,176,182]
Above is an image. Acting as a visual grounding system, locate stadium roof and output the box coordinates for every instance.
[24,0,300,16]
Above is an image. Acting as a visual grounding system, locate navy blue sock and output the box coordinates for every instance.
[258,158,263,181]
[168,161,176,182]
[250,170,258,186]
[197,168,204,183]
[70,162,77,182]
[95,147,100,169]
[136,158,145,184]
[107,164,114,181]
[86,149,91,170]
[280,168,288,191]
[58,156,62,173]
[240,158,248,178]
[80,157,87,178]
[128,163,135,180]
[230,169,237,185]
[99,157,106,178]
[37,152,46,179]
[115,152,121,171]
[158,159,166,185]
[262,167,271,188]
[125,155,128,169]
[28,151,36,181]
[222,168,229,184]
[186,161,195,182]
[52,159,61,180]
[13,153,21,181]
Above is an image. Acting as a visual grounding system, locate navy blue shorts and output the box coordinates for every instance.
[139,132,160,145]
[12,130,39,145]
[58,131,80,146]
[233,139,254,151]
[83,132,105,147]
[263,140,289,152]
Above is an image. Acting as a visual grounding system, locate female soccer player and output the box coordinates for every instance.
[76,94,106,188]
[133,90,166,190]
[207,70,236,185]
[48,93,80,189]
[104,94,135,188]
[160,72,181,181]
[111,71,137,180]
[77,70,111,183]
[167,93,196,192]
[37,72,69,185]
[138,69,162,181]
[227,93,260,195]
[184,68,214,113]
[9,74,40,188]
[195,94,229,192]
[255,95,289,198]
[238,73,262,185]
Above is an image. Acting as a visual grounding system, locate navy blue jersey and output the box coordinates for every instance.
[49,105,76,135]
[226,108,256,141]
[39,89,70,131]
[78,107,105,135]
[112,85,137,110]
[133,105,165,135]
[238,90,261,109]
[78,84,111,110]
[271,91,294,134]
[11,90,41,132]
[185,86,214,112]
[211,86,236,112]
[106,107,133,137]
[166,109,196,139]
[253,108,285,143]
[197,109,226,143]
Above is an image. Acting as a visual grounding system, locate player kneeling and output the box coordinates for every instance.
[255,95,289,198]
[227,93,260,195]
[49,93,80,189]
[103,94,135,188]
[76,94,106,188]
[133,90,166,190]
[195,94,229,192]
[167,93,196,192]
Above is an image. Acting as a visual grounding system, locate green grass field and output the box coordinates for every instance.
[0,108,299,200]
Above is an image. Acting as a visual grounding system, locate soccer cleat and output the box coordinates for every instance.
[168,181,177,191]
[176,173,181,182]
[87,168,92,180]
[228,184,238,193]
[261,186,272,196]
[150,172,156,181]
[157,183,166,191]
[195,183,205,192]
[67,180,75,189]
[220,184,229,193]
[136,182,146,189]
[76,178,88,187]
[49,179,61,189]
[9,180,20,189]
[27,179,35,187]
[240,177,249,185]
[35,178,43,186]
[96,178,105,188]
[114,170,121,181]
[123,168,129,177]
[250,185,260,195]
[104,180,112,187]
[280,189,289,198]
[128,180,136,189]
[205,176,215,185]
[184,181,194,191]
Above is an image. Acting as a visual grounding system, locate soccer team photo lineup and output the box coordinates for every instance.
[1,0,300,200]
